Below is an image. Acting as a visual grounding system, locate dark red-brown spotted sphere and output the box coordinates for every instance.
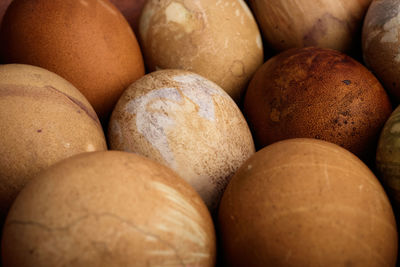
[244,47,392,161]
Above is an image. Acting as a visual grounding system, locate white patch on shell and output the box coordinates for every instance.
[86,143,96,152]
[125,73,227,169]
[140,4,156,39]
[97,0,117,15]
[256,34,262,49]
[165,2,195,33]
[380,12,400,43]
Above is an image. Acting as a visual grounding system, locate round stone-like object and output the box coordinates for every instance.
[139,0,264,102]
[2,151,216,267]
[249,0,372,54]
[108,69,255,211]
[219,138,398,267]
[0,64,107,224]
[244,47,392,161]
[363,0,400,102]
[0,0,145,120]
[377,105,400,209]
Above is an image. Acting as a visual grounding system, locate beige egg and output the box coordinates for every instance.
[108,69,255,211]
[0,0,145,120]
[139,0,264,102]
[219,138,398,266]
[0,64,106,224]
[2,151,216,267]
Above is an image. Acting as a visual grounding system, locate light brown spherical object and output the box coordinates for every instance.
[0,64,106,224]
[108,69,255,211]
[244,47,392,161]
[109,0,147,33]
[139,0,264,102]
[249,0,371,53]
[218,138,398,267]
[362,0,400,102]
[0,0,145,120]
[2,151,216,267]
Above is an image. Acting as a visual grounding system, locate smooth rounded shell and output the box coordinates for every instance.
[376,105,400,208]
[0,64,106,223]
[362,0,400,102]
[244,47,392,161]
[218,138,398,267]
[2,151,216,267]
[139,0,264,102]
[0,0,145,119]
[108,69,255,211]
[249,0,372,53]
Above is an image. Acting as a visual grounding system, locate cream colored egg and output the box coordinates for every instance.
[2,151,216,267]
[0,64,107,223]
[139,0,264,102]
[108,69,255,211]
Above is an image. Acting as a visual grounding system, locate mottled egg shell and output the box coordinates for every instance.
[139,0,264,102]
[109,0,147,33]
[0,0,145,120]
[363,0,400,102]
[244,47,392,162]
[0,64,106,224]
[2,151,216,267]
[219,138,398,267]
[249,0,372,54]
[376,105,400,209]
[108,69,255,211]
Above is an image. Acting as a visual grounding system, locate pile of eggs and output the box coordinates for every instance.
[0,0,400,266]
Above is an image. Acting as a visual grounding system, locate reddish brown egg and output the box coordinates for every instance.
[109,0,147,33]
[244,47,392,161]
[0,0,12,27]
[0,0,145,120]
[218,138,398,267]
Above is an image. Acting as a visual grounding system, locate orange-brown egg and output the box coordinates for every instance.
[0,0,145,120]
[219,138,398,267]
[0,64,106,224]
[244,47,392,162]
[2,151,216,267]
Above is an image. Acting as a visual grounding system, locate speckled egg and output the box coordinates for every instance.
[108,69,255,211]
[363,0,400,102]
[139,0,264,102]
[0,64,106,224]
[249,0,372,54]
[2,151,216,267]
[219,138,398,267]
[0,0,145,120]
[376,105,400,209]
[244,47,392,162]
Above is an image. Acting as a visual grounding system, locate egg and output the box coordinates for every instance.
[139,0,264,102]
[249,0,372,54]
[218,138,398,267]
[0,0,11,27]
[363,0,400,102]
[2,151,216,267]
[108,69,255,211]
[244,47,392,162]
[109,0,147,33]
[376,105,400,209]
[0,64,106,224]
[0,0,145,120]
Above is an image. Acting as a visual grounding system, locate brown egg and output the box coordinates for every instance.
[108,69,255,212]
[0,0,11,27]
[2,151,216,267]
[218,138,398,267]
[244,47,392,161]
[249,0,372,54]
[0,64,106,224]
[109,0,147,33]
[0,0,145,120]
[139,0,264,102]
[363,0,400,102]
